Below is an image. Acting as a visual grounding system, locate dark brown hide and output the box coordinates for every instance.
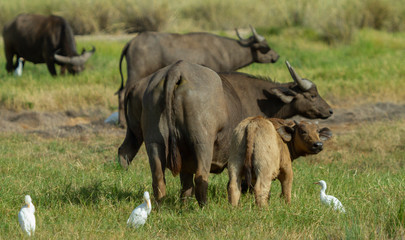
[120,60,333,206]
[2,14,95,75]
[117,26,279,127]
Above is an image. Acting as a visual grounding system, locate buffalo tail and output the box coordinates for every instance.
[116,42,130,95]
[163,68,182,176]
[244,122,257,188]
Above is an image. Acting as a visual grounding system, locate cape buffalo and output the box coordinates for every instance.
[227,117,332,207]
[2,13,95,76]
[117,25,279,127]
[120,60,333,206]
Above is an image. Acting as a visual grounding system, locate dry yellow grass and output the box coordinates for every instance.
[1,0,405,41]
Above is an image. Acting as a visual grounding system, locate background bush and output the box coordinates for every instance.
[1,0,405,43]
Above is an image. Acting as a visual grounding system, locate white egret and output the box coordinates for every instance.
[104,112,119,125]
[127,191,152,228]
[314,180,346,213]
[14,57,24,77]
[18,195,36,236]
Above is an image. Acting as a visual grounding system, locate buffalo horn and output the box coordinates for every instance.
[54,46,96,66]
[249,25,265,42]
[285,60,313,91]
[235,28,253,46]
[235,28,246,41]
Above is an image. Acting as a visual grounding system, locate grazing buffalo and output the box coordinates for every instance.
[227,117,332,207]
[120,60,333,206]
[117,25,279,127]
[2,14,95,76]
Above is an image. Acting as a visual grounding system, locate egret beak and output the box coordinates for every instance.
[314,182,319,185]
[146,201,150,209]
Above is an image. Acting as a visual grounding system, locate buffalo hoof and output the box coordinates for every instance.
[118,154,129,169]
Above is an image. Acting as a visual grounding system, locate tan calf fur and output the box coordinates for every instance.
[227,116,332,207]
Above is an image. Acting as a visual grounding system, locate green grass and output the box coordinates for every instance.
[0,28,404,238]
[0,28,404,111]
[0,37,130,111]
[0,121,404,239]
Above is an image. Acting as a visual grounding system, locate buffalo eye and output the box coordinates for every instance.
[298,128,307,134]
[259,46,270,53]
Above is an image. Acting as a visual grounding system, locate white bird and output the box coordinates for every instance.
[14,57,24,77]
[314,180,346,213]
[127,191,152,228]
[104,112,119,125]
[18,195,36,236]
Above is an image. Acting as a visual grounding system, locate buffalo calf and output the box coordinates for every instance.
[227,117,332,207]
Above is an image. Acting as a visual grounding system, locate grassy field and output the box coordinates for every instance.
[0,120,404,239]
[0,28,404,111]
[0,27,404,239]
[1,0,405,43]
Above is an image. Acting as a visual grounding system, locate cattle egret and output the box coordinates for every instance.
[14,57,24,77]
[314,180,346,213]
[104,112,119,125]
[127,191,152,228]
[18,195,36,236]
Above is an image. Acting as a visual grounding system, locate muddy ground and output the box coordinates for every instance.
[0,102,404,139]
[0,107,126,138]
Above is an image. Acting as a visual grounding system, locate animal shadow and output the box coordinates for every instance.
[58,180,141,205]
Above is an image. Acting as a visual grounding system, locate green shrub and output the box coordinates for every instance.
[59,2,99,35]
[115,0,170,33]
[304,0,359,44]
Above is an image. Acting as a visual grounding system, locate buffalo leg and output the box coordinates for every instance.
[227,165,242,207]
[5,49,14,73]
[194,172,209,207]
[180,172,194,201]
[254,175,272,207]
[145,142,167,203]
[20,57,25,70]
[118,127,143,168]
[118,89,126,128]
[60,65,67,75]
[278,167,293,204]
[193,144,213,207]
[46,61,57,76]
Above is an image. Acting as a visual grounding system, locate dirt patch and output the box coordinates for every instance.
[292,102,405,134]
[320,102,405,125]
[0,107,125,138]
[0,102,404,139]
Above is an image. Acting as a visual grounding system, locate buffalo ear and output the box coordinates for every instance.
[270,88,296,103]
[319,127,332,141]
[268,118,295,130]
[277,125,294,142]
